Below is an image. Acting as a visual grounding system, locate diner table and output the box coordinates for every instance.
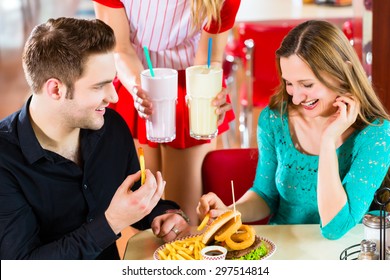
[123,224,363,260]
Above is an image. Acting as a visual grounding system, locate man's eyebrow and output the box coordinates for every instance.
[93,79,114,87]
[93,72,117,87]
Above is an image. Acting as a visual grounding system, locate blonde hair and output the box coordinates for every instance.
[190,0,224,31]
[270,20,389,128]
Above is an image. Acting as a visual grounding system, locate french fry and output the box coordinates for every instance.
[165,243,176,255]
[156,235,205,260]
[175,254,186,260]
[157,249,168,260]
[178,250,195,260]
[197,213,210,231]
[138,147,146,184]
[171,243,192,255]
[194,240,200,260]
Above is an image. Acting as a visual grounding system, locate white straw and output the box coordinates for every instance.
[231,180,236,221]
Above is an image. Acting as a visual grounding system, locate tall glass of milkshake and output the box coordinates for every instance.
[141,68,178,143]
[186,65,222,140]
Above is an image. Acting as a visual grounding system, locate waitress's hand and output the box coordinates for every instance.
[151,212,191,243]
[132,85,153,119]
[321,94,360,144]
[213,88,232,126]
[197,192,229,221]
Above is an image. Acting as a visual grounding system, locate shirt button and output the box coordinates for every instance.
[83,184,88,190]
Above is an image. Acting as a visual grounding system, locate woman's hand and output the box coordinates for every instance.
[212,88,232,126]
[132,85,153,119]
[321,95,360,144]
[151,212,191,243]
[196,192,229,221]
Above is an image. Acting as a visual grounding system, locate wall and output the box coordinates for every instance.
[0,0,90,119]
[372,0,390,112]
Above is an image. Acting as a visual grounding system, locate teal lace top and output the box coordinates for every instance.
[250,106,390,239]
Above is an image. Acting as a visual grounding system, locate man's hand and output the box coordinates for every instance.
[105,170,165,234]
[151,212,191,243]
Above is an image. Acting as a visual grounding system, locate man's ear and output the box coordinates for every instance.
[45,79,64,100]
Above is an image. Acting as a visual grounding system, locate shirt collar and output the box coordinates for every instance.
[17,97,106,165]
[18,97,48,164]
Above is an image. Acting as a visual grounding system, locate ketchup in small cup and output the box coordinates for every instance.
[201,245,227,260]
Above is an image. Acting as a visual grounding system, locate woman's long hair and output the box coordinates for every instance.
[190,0,224,31]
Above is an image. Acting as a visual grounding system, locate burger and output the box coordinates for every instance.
[201,210,269,260]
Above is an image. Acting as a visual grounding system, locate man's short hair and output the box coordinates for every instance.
[22,17,116,98]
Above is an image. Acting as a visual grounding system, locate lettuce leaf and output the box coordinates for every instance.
[234,241,268,260]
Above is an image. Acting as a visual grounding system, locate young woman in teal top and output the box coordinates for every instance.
[197,20,390,239]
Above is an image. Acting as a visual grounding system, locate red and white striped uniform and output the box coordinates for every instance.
[93,0,240,70]
[93,0,240,148]
[125,0,198,70]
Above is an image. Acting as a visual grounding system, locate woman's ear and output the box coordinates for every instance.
[45,79,64,100]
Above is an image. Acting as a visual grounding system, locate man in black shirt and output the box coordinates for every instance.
[0,17,189,259]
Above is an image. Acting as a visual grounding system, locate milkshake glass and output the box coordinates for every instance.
[141,68,178,143]
[186,65,222,140]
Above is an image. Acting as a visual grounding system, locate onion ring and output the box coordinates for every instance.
[230,225,252,242]
[225,225,255,250]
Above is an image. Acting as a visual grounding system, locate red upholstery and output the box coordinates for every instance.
[237,22,295,107]
[201,148,269,225]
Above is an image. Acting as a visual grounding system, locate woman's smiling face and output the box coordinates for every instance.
[281,54,339,118]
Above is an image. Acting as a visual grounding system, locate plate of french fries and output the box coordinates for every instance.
[154,234,206,260]
[154,211,276,260]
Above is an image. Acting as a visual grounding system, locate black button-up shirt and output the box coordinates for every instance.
[0,98,179,259]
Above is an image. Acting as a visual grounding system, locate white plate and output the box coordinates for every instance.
[154,235,276,260]
[261,236,277,259]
